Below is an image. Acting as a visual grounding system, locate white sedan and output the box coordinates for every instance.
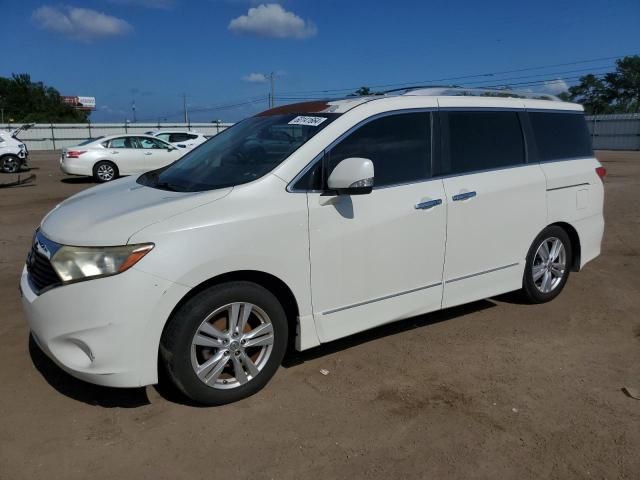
[60,134,184,182]
[146,130,208,149]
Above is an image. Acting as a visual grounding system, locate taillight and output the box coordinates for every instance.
[66,150,86,158]
[595,166,607,182]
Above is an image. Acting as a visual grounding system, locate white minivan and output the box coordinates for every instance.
[21,88,605,405]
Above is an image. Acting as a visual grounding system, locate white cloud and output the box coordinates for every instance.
[228,3,317,39]
[543,79,569,95]
[242,72,268,82]
[32,6,132,40]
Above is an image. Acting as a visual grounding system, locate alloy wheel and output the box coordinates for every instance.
[532,236,567,294]
[190,302,275,389]
[96,164,115,181]
[2,157,19,173]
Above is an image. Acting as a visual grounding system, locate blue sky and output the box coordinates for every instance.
[2,0,639,122]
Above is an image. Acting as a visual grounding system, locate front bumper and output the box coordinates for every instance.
[20,265,190,387]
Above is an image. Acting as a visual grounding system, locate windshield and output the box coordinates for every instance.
[137,113,339,192]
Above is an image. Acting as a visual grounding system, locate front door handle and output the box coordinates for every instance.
[452,191,477,201]
[110,151,119,154]
[144,152,153,155]
[415,199,442,210]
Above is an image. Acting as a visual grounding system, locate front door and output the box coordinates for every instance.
[306,112,447,343]
[135,137,182,171]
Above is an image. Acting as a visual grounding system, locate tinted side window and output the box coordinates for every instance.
[170,133,191,142]
[438,111,525,176]
[529,112,592,161]
[327,112,431,188]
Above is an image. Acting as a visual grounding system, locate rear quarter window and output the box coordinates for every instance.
[529,112,593,161]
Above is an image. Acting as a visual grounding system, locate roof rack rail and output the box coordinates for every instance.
[390,86,561,101]
[382,85,461,94]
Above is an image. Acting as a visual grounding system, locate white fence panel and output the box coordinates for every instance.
[1,122,233,151]
[586,113,640,151]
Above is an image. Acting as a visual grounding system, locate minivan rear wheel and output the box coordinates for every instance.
[521,226,572,303]
[160,281,288,405]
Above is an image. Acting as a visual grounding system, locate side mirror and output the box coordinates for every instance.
[327,157,374,195]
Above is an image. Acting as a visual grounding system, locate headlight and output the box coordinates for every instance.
[51,244,154,282]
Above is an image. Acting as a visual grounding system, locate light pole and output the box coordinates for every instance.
[183,93,189,125]
[269,72,275,108]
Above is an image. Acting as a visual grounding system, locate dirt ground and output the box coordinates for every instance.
[0,150,639,479]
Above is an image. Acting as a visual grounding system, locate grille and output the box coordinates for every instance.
[27,249,61,293]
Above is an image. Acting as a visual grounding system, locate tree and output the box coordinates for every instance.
[604,55,640,113]
[567,56,640,114]
[567,74,612,114]
[0,73,90,123]
[353,86,372,96]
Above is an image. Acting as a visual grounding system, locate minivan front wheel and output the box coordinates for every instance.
[160,282,288,405]
[522,226,572,303]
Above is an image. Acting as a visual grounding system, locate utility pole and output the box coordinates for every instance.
[269,72,275,108]
[132,100,137,123]
[183,93,189,125]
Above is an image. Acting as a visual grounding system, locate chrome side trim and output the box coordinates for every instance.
[445,262,519,284]
[322,282,442,315]
[546,182,590,192]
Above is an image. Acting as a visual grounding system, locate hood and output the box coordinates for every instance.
[41,176,232,246]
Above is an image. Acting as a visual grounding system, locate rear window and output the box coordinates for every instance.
[529,112,592,161]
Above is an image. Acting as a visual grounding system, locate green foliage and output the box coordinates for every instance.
[568,56,640,114]
[354,86,372,96]
[351,86,384,96]
[0,73,90,123]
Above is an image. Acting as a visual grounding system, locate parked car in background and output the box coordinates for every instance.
[0,123,33,173]
[60,134,184,182]
[22,88,605,406]
[146,130,208,149]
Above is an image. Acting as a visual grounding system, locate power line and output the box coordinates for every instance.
[138,96,266,122]
[277,53,632,96]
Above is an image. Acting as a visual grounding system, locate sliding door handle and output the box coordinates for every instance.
[415,199,442,210]
[452,191,477,201]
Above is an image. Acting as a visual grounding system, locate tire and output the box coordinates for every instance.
[1,155,21,174]
[521,226,572,304]
[160,281,288,405]
[93,161,118,183]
